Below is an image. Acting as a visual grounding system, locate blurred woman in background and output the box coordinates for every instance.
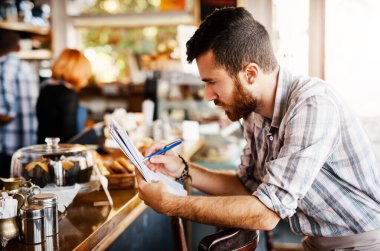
[37,48,92,143]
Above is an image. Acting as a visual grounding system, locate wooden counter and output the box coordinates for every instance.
[4,139,203,250]
[5,189,145,251]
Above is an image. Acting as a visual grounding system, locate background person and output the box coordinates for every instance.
[137,7,380,250]
[0,29,39,178]
[36,48,92,144]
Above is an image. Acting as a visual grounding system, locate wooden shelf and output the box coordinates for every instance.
[18,49,52,60]
[0,21,50,35]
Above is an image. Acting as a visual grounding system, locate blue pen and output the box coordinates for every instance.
[143,139,182,161]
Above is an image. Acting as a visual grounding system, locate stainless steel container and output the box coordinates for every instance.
[45,234,60,251]
[30,193,58,236]
[20,205,45,244]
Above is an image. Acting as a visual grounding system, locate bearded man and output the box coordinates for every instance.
[136,7,380,250]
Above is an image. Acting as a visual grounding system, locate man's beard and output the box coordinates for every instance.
[214,78,258,121]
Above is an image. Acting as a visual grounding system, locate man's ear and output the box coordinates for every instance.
[244,63,259,84]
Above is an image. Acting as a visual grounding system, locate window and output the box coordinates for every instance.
[325,0,380,117]
[272,0,309,75]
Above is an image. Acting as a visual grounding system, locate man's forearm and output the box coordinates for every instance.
[167,194,280,231]
[188,162,248,196]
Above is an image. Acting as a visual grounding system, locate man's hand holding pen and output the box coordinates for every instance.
[144,140,185,179]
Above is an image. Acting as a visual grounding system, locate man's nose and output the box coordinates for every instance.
[204,84,217,101]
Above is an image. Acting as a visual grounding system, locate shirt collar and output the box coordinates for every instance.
[245,66,292,129]
[270,66,292,129]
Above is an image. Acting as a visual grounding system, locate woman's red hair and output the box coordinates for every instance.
[52,49,92,89]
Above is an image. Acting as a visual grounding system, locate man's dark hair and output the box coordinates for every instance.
[0,29,20,56]
[186,7,278,75]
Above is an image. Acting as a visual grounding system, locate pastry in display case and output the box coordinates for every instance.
[11,138,95,188]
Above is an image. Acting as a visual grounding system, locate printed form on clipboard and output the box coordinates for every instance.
[109,120,187,196]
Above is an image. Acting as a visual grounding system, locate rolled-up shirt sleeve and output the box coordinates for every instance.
[253,95,340,219]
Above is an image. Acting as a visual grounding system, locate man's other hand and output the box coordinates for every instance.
[135,170,176,216]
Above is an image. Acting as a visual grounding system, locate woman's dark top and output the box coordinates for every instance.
[36,82,78,144]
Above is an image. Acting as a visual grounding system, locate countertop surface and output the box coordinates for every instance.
[3,139,203,250]
[5,189,145,251]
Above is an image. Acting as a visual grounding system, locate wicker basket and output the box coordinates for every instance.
[105,173,135,189]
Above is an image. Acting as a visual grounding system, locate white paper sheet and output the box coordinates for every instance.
[109,119,187,196]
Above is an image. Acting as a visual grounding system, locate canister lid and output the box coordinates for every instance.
[14,137,87,156]
[20,205,44,219]
[30,193,57,206]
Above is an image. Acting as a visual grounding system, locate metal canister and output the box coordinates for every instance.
[20,204,45,244]
[30,193,58,236]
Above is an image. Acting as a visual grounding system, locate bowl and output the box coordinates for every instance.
[0,177,24,191]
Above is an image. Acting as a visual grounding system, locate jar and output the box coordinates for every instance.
[20,205,45,244]
[30,193,58,236]
[0,0,17,21]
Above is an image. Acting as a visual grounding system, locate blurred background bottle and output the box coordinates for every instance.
[0,0,18,21]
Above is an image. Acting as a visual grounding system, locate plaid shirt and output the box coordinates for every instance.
[238,67,380,237]
[0,53,38,155]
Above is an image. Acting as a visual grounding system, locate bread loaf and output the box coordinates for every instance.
[117,157,135,173]
[110,160,127,173]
